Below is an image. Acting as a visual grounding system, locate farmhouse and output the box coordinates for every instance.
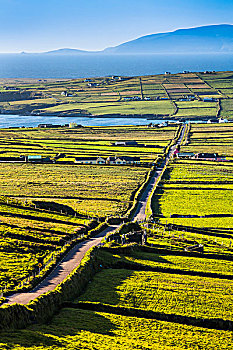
[75,157,98,164]
[219,117,228,123]
[194,153,226,161]
[203,97,216,102]
[158,121,168,128]
[96,157,106,164]
[207,119,218,124]
[106,156,141,165]
[176,152,195,159]
[0,155,26,162]
[61,91,68,96]
[106,156,116,165]
[38,124,54,128]
[112,141,138,146]
[121,156,141,164]
[115,157,126,165]
[27,155,51,163]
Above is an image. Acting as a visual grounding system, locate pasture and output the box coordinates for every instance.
[1,70,233,119]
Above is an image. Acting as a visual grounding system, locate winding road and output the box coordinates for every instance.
[3,124,186,306]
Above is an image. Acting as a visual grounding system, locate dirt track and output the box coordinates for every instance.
[4,124,186,305]
[5,225,118,305]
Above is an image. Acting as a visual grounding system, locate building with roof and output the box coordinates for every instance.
[194,153,225,161]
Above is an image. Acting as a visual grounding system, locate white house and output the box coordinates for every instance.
[117,156,141,164]
[96,157,106,164]
[219,117,228,123]
[115,157,126,165]
[75,157,97,164]
[106,156,116,165]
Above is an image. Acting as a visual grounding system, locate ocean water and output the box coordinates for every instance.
[0,53,232,79]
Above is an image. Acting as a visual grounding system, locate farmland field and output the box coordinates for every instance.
[150,123,233,262]
[1,70,233,119]
[0,245,233,349]
[1,74,233,348]
[78,268,233,320]
[0,308,232,350]
[0,124,176,295]
[0,125,176,161]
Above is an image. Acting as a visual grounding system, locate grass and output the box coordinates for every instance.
[78,269,233,320]
[1,71,233,119]
[0,125,176,162]
[0,308,232,349]
[41,100,174,116]
[0,124,177,293]
[120,250,233,276]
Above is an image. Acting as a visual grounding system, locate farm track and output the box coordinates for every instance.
[3,125,186,305]
[5,225,119,305]
[133,124,186,221]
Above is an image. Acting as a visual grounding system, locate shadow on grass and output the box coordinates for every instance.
[0,308,117,348]
[126,251,174,265]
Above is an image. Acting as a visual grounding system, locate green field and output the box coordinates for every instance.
[78,268,233,320]
[0,125,176,161]
[1,71,233,119]
[0,308,232,350]
[0,124,178,295]
[1,114,233,348]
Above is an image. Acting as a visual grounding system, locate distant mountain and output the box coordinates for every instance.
[41,24,233,55]
[104,24,233,54]
[44,48,92,55]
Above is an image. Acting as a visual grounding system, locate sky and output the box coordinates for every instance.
[0,0,233,52]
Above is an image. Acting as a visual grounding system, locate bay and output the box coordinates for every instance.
[0,114,168,128]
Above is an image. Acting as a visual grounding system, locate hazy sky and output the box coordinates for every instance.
[0,0,233,52]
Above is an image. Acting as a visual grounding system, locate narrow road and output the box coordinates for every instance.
[133,123,186,222]
[3,124,186,306]
[4,225,119,305]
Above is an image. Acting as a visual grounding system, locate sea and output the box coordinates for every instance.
[0,53,232,128]
[0,53,232,79]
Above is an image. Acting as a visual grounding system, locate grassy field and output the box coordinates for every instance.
[78,268,233,320]
[0,163,149,216]
[153,160,233,230]
[1,70,233,119]
[0,308,232,350]
[149,123,233,261]
[0,125,176,162]
[0,245,233,349]
[0,124,177,294]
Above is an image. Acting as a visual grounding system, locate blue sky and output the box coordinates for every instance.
[0,0,233,52]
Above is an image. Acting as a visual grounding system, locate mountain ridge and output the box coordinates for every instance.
[40,24,233,55]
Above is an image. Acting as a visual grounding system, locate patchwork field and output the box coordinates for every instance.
[0,246,233,349]
[1,70,233,119]
[1,308,232,350]
[0,124,176,162]
[0,102,233,348]
[0,124,177,296]
[150,123,233,260]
